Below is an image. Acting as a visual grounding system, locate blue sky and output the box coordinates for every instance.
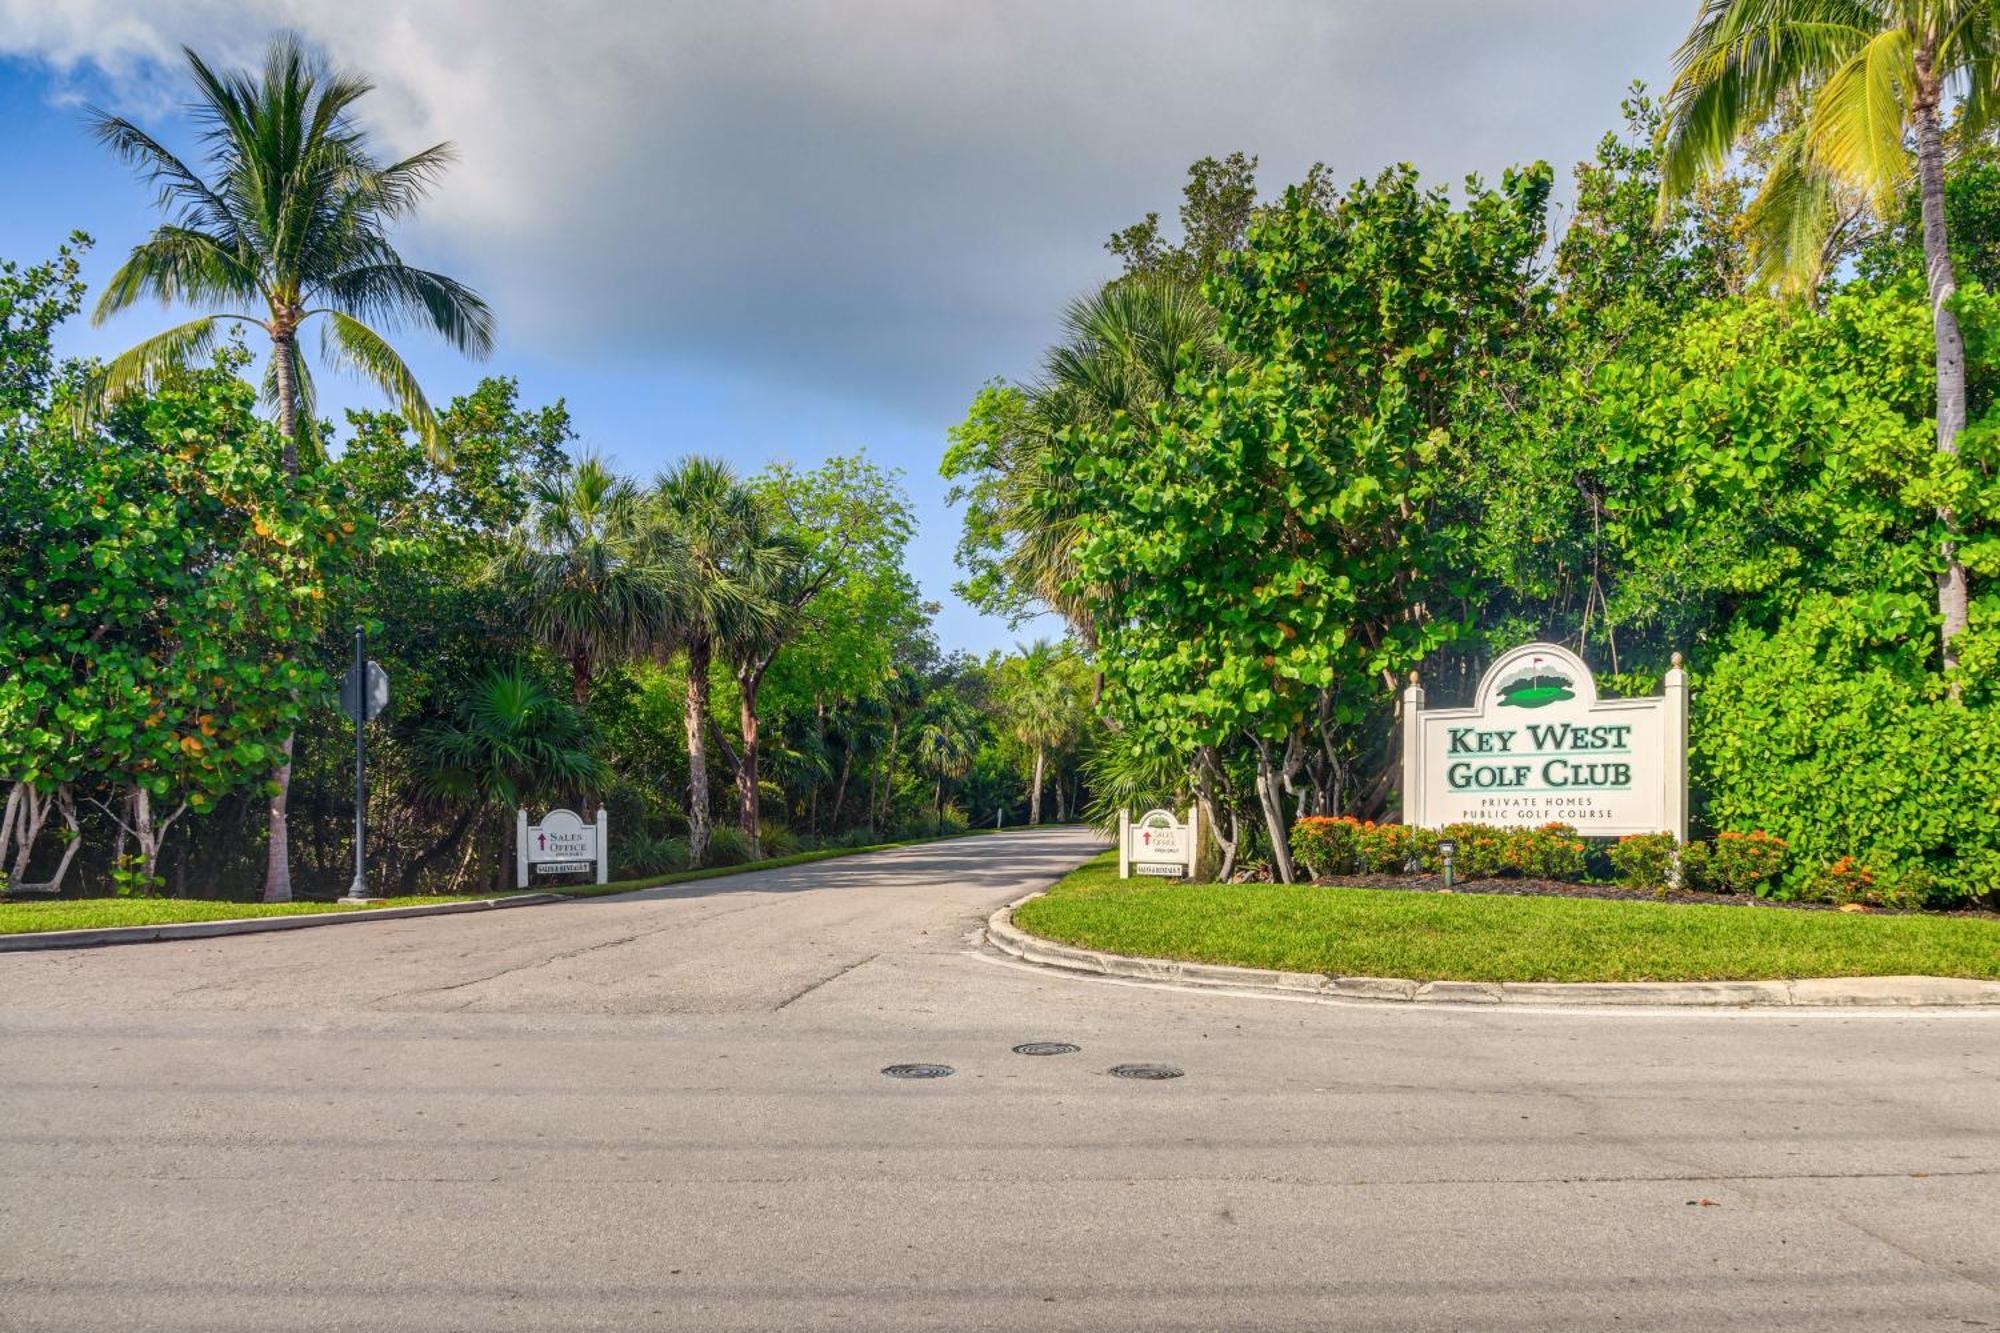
[0,3,1684,656]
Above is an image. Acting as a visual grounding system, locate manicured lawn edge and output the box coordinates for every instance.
[1007,851,2000,987]
[0,893,562,951]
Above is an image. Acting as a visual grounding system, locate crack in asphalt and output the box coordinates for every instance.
[774,952,883,1010]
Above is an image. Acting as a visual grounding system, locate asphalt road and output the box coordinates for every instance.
[2,826,1996,1332]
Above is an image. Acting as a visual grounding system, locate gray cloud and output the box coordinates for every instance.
[2,1,1689,420]
[0,2,1692,652]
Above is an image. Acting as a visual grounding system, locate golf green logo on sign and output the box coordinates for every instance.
[1495,658,1575,709]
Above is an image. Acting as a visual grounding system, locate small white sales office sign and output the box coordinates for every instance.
[1403,643,1688,838]
[516,806,609,886]
[1119,807,1199,879]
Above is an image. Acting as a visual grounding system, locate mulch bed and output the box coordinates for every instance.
[1310,873,2000,920]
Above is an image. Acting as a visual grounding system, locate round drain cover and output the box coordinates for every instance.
[1109,1063,1184,1081]
[881,1063,954,1080]
[1012,1041,1081,1057]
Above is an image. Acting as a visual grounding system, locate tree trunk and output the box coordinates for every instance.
[8,783,51,885]
[46,785,81,892]
[934,776,945,837]
[570,650,593,707]
[262,328,301,901]
[398,804,479,895]
[830,746,854,832]
[1252,737,1296,884]
[262,732,296,901]
[736,667,764,858]
[882,718,901,829]
[0,781,22,877]
[1913,82,1970,675]
[1030,745,1046,825]
[684,636,714,865]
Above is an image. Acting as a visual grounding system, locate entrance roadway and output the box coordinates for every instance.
[1,826,1994,1330]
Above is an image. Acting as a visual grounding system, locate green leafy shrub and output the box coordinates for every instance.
[1709,830,1790,896]
[704,827,755,867]
[1796,857,1949,911]
[615,831,687,879]
[1503,823,1587,880]
[1676,840,1715,892]
[1609,833,1678,892]
[1436,823,1511,878]
[760,825,804,858]
[1355,821,1437,874]
[1697,599,2000,906]
[1290,816,1362,877]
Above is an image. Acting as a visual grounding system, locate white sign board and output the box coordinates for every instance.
[1119,807,1199,880]
[1402,643,1687,838]
[517,807,609,886]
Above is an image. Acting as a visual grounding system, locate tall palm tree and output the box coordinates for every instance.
[913,702,976,837]
[948,275,1225,644]
[1002,639,1077,824]
[502,456,667,706]
[1658,1,2000,673]
[91,36,494,900]
[645,458,786,865]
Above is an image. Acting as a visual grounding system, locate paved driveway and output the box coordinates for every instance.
[2,826,1995,1330]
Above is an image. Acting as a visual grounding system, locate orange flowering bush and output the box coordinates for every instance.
[1709,830,1788,896]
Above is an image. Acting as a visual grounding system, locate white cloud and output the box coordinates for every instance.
[1,1,1687,428]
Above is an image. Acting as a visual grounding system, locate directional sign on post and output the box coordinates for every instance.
[339,661,390,723]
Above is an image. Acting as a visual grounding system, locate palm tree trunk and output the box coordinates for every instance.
[1914,78,1970,675]
[830,746,854,831]
[934,776,944,837]
[261,330,302,901]
[736,672,762,858]
[882,718,900,828]
[684,636,714,865]
[1030,745,1045,825]
[261,732,295,902]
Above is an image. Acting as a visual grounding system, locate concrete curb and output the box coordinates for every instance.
[984,893,2000,1008]
[0,893,567,953]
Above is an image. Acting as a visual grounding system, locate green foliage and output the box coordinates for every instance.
[1,351,354,815]
[412,663,603,809]
[1698,603,1995,905]
[1609,833,1679,893]
[1067,163,1551,761]
[90,37,492,450]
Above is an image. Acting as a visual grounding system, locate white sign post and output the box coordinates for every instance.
[1403,643,1687,839]
[517,806,609,887]
[1119,807,1199,879]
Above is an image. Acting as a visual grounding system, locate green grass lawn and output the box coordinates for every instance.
[1013,852,2000,983]
[0,825,1025,936]
[0,895,477,936]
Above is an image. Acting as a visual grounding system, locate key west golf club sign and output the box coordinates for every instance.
[1402,643,1688,838]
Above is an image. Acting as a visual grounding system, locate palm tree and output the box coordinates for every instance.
[413,664,604,892]
[913,699,976,837]
[502,456,667,706]
[645,458,787,865]
[1659,1,2000,673]
[1002,639,1077,824]
[91,36,493,900]
[946,275,1225,644]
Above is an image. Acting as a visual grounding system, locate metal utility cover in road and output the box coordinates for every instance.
[339,660,390,723]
